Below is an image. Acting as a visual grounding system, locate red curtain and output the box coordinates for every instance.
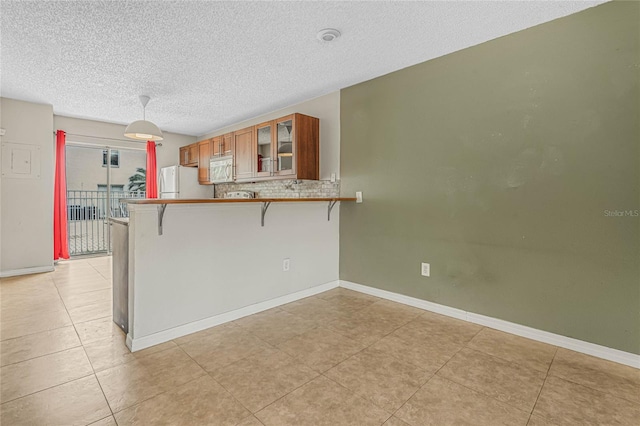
[146,141,158,198]
[53,130,69,260]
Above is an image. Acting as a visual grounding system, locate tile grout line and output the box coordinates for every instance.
[0,340,84,368]
[261,305,460,421]
[175,303,380,422]
[527,347,559,424]
[418,326,548,418]
[242,315,389,419]
[102,346,209,418]
[320,371,396,423]
[175,336,263,417]
[267,296,443,415]
[423,343,536,419]
[2,270,94,404]
[400,323,563,419]
[463,331,559,375]
[541,351,640,407]
[319,307,457,379]
[0,371,96,405]
[456,344,555,378]
[52,264,116,420]
[542,368,640,408]
[250,369,321,419]
[53,260,117,421]
[390,326,486,422]
[7,276,635,424]
[106,374,206,420]
[88,415,117,426]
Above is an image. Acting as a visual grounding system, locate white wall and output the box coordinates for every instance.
[200,91,340,180]
[0,98,54,276]
[66,146,147,191]
[127,202,339,347]
[53,116,197,170]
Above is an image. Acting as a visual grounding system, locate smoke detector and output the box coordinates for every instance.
[317,28,341,42]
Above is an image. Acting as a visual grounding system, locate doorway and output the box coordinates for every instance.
[65,144,146,256]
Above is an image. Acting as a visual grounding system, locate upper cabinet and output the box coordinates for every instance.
[233,127,254,181]
[180,143,199,167]
[275,115,295,177]
[197,139,211,184]
[222,133,233,156]
[235,113,319,182]
[255,121,274,178]
[181,112,319,184]
[211,134,233,158]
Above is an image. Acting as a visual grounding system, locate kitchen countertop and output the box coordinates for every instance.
[124,197,356,204]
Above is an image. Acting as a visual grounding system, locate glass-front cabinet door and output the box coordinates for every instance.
[255,121,274,177]
[275,115,295,176]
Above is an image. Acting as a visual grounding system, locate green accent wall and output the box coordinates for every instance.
[339,1,640,355]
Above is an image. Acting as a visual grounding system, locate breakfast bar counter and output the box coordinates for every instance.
[125,197,356,204]
[126,197,356,233]
[118,197,354,351]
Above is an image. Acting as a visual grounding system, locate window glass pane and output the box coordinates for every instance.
[66,145,146,256]
[102,149,120,167]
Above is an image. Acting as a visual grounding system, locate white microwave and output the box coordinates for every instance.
[209,156,233,183]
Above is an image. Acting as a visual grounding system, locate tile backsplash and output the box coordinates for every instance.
[215,179,340,199]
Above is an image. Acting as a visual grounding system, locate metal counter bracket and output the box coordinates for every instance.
[157,204,168,235]
[261,202,271,227]
[327,200,338,221]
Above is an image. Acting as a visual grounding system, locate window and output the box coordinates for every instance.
[102,149,119,167]
[97,184,125,192]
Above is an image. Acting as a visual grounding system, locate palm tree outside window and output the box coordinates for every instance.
[128,168,146,192]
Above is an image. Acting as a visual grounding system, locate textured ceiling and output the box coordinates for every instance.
[0,1,604,136]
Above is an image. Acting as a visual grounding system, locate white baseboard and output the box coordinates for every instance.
[127,280,340,352]
[0,265,55,278]
[339,280,640,369]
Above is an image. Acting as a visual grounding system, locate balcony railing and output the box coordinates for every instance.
[67,190,146,256]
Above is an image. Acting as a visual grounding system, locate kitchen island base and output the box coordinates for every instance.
[124,200,346,351]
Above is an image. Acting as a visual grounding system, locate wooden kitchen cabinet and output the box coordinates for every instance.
[188,112,319,183]
[233,127,254,181]
[188,144,199,166]
[211,136,222,157]
[211,134,233,158]
[254,120,274,178]
[179,143,199,167]
[250,113,319,180]
[198,139,211,184]
[179,146,188,166]
[222,133,233,156]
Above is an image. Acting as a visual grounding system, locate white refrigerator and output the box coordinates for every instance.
[159,165,212,199]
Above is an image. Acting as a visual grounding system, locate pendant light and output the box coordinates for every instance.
[124,95,164,141]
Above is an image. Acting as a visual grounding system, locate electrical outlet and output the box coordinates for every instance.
[356,191,363,203]
[283,258,290,272]
[421,262,430,277]
[330,173,336,183]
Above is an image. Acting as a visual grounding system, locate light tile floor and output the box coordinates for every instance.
[1,257,639,425]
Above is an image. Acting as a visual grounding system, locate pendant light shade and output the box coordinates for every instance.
[124,95,164,141]
[124,120,164,141]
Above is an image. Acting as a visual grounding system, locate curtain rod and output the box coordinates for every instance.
[53,131,163,146]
